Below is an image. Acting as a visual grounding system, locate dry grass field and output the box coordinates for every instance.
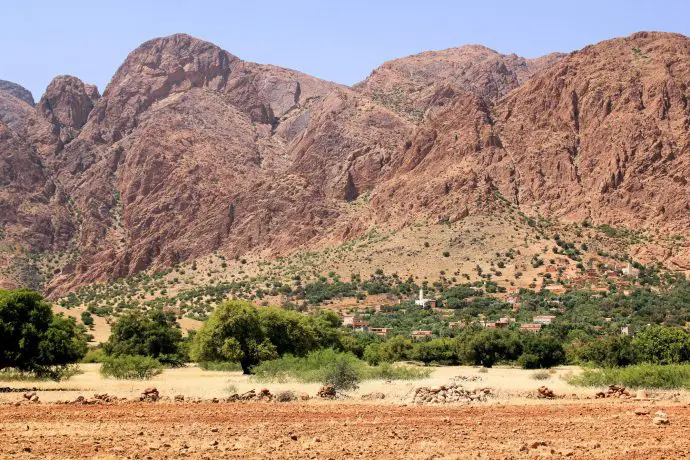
[0,364,595,404]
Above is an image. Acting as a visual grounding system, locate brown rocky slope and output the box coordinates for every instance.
[0,31,687,292]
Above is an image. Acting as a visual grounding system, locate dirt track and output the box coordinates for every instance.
[1,401,689,459]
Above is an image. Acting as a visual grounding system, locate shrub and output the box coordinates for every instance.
[568,364,690,389]
[198,361,242,372]
[322,358,360,391]
[100,355,163,380]
[531,370,551,380]
[252,349,429,384]
[81,347,106,363]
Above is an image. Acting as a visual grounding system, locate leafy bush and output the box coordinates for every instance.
[568,364,690,389]
[81,347,106,363]
[323,358,360,391]
[100,355,163,380]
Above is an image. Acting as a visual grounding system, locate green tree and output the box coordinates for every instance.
[0,289,87,376]
[190,300,277,373]
[578,335,636,367]
[258,307,318,357]
[518,334,566,369]
[103,309,183,364]
[632,327,690,364]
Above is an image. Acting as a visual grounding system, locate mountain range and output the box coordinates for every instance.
[1,31,688,294]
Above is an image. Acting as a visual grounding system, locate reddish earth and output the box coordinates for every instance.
[1,401,689,458]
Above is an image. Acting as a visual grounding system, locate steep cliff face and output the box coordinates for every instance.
[0,121,74,288]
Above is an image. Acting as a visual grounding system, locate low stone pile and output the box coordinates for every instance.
[93,393,118,403]
[412,384,492,405]
[67,393,126,405]
[227,389,274,402]
[537,386,555,399]
[317,384,337,399]
[595,384,632,399]
[140,387,160,402]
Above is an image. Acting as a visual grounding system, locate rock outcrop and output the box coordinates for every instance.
[37,75,100,146]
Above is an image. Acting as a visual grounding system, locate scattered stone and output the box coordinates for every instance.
[300,392,311,401]
[634,408,650,415]
[23,392,36,400]
[361,392,385,401]
[174,395,184,402]
[653,411,669,426]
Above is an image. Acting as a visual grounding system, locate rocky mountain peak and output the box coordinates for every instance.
[38,75,99,136]
[0,80,34,105]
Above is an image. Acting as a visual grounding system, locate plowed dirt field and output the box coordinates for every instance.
[1,401,689,459]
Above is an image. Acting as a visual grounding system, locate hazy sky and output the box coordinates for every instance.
[2,0,688,100]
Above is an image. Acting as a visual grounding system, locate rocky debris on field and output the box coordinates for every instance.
[595,384,632,399]
[653,411,670,426]
[0,387,39,393]
[140,387,160,402]
[276,391,297,403]
[93,393,118,403]
[300,392,310,401]
[226,389,274,402]
[361,392,386,400]
[412,384,492,405]
[634,408,650,415]
[317,385,337,399]
[174,395,184,402]
[450,375,484,383]
[23,392,37,402]
[537,386,555,399]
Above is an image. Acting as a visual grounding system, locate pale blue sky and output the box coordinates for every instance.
[2,0,688,100]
